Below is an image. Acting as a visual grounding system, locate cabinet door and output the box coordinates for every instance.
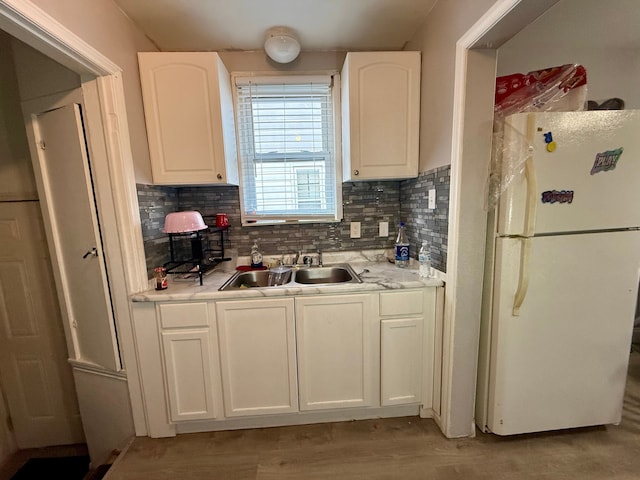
[216,298,298,417]
[381,317,423,405]
[138,52,238,185]
[342,51,420,181]
[295,294,376,411]
[161,328,221,422]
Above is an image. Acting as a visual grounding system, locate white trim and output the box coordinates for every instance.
[442,0,522,438]
[175,404,422,436]
[0,0,149,435]
[235,74,332,85]
[69,359,128,380]
[0,0,118,75]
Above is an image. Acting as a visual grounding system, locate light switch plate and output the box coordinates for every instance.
[379,221,388,237]
[428,189,436,209]
[350,222,361,238]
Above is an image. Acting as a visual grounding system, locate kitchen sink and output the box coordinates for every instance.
[294,264,361,285]
[219,269,292,290]
[218,263,362,291]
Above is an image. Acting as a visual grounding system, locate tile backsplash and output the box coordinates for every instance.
[137,184,178,273]
[400,165,450,272]
[137,165,450,276]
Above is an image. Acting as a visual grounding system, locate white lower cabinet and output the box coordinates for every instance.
[158,302,223,422]
[381,317,423,405]
[215,298,298,417]
[137,286,438,435]
[295,294,377,411]
[379,289,436,410]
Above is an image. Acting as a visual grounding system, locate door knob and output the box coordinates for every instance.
[82,247,98,259]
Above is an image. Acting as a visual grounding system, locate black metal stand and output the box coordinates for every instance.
[163,224,230,286]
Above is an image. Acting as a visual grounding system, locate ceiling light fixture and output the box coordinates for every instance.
[264,26,301,64]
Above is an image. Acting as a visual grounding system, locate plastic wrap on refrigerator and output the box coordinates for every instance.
[486,64,587,210]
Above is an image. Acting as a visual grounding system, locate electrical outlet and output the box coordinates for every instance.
[379,221,389,237]
[350,222,361,238]
[428,189,436,209]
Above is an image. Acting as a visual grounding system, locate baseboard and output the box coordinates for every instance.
[174,404,423,434]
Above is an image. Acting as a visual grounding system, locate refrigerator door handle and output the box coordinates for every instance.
[522,115,538,237]
[512,237,532,316]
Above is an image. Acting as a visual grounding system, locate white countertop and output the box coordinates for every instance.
[131,250,445,302]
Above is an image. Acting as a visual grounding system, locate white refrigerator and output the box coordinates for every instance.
[476,110,640,436]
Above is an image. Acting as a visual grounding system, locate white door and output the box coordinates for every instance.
[216,298,298,417]
[162,329,220,422]
[381,317,423,406]
[487,231,640,435]
[157,302,223,424]
[295,294,376,411]
[33,104,120,370]
[342,52,420,180]
[138,52,238,185]
[0,201,84,447]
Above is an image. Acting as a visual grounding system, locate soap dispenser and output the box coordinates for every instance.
[250,241,263,269]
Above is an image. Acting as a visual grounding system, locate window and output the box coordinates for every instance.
[234,75,342,225]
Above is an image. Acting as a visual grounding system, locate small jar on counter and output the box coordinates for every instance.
[154,267,168,290]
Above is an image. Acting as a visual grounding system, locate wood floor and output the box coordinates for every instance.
[104,351,640,479]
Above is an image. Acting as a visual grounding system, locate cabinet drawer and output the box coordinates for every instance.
[159,302,210,328]
[379,291,424,317]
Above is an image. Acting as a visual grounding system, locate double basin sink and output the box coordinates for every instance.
[219,263,362,291]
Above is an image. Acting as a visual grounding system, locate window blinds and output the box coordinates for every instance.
[235,75,340,224]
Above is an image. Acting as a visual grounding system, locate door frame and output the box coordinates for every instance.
[442,0,561,437]
[0,0,149,435]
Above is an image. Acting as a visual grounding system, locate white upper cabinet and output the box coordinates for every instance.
[138,52,238,185]
[341,52,421,181]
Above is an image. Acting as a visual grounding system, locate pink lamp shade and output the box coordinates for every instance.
[162,211,208,233]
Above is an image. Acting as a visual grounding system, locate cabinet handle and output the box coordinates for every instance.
[217,174,223,180]
[354,170,359,176]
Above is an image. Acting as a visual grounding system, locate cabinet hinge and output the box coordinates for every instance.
[6,414,13,432]
[39,140,46,150]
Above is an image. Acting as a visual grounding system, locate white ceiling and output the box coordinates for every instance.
[112,0,439,52]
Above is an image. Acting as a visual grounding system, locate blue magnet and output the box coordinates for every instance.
[543,132,553,144]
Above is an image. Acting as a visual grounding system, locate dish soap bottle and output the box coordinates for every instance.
[250,241,263,269]
[395,222,410,268]
[419,241,432,278]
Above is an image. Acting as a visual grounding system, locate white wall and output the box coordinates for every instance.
[405,0,500,174]
[72,370,134,466]
[10,37,81,101]
[403,0,501,438]
[0,31,37,201]
[219,50,346,75]
[29,0,159,183]
[498,0,640,108]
